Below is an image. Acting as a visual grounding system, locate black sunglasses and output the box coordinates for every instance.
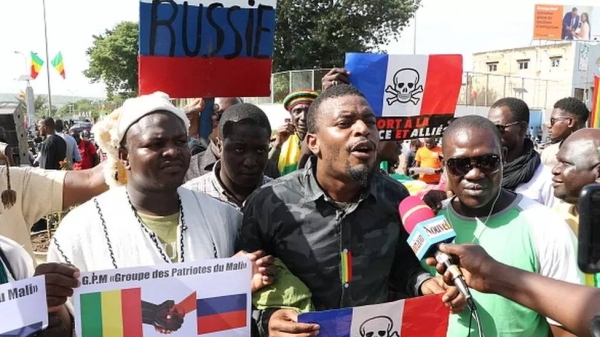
[495,121,520,133]
[445,154,502,176]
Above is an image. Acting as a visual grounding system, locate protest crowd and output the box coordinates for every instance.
[3,4,600,337]
[2,68,600,336]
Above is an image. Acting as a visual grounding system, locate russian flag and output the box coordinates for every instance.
[345,53,463,117]
[196,293,248,335]
[298,294,449,337]
[139,0,277,98]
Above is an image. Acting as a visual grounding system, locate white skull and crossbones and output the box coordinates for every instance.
[385,68,424,106]
[358,316,399,337]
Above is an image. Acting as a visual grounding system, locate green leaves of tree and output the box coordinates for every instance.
[84,22,139,99]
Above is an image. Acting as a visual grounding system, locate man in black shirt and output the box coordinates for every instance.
[38,117,67,170]
[238,85,464,336]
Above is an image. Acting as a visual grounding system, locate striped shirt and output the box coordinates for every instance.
[184,161,273,210]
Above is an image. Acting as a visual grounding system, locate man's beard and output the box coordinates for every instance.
[345,162,374,188]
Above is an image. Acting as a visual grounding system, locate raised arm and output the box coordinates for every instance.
[62,163,108,209]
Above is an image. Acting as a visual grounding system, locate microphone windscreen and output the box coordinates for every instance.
[399,196,436,234]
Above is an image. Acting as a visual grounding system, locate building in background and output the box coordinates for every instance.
[465,42,600,111]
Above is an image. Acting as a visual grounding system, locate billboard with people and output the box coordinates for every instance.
[533,4,599,41]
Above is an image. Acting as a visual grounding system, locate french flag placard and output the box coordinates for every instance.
[298,294,449,337]
[139,0,277,98]
[345,53,462,141]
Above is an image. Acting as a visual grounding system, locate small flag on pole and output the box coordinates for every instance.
[51,52,66,79]
[30,52,44,80]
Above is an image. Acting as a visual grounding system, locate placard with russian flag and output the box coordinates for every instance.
[298,294,449,337]
[0,276,48,336]
[139,0,277,98]
[345,53,463,141]
[73,257,252,336]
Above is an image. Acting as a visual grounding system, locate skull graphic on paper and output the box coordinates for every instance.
[357,316,399,337]
[385,68,424,106]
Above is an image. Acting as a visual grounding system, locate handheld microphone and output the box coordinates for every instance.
[399,196,473,307]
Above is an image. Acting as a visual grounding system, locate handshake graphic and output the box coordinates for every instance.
[141,299,189,334]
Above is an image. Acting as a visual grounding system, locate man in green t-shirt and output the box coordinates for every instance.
[439,115,581,337]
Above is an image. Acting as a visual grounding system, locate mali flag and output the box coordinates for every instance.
[79,288,143,337]
[51,52,66,79]
[30,52,43,80]
[277,133,301,176]
[591,76,600,129]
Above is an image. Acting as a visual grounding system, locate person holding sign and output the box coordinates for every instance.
[44,92,274,334]
[182,98,210,156]
[0,233,81,335]
[238,85,465,337]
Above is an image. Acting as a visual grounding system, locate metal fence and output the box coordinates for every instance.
[102,69,564,111]
[242,69,562,110]
[458,72,561,110]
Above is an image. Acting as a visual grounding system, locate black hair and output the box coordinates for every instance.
[41,117,55,129]
[491,97,530,124]
[553,97,590,125]
[55,119,64,132]
[307,84,366,134]
[442,115,502,151]
[218,103,271,140]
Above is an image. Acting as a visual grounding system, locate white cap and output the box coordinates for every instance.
[116,92,190,144]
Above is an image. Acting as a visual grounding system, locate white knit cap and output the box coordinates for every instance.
[91,92,190,188]
[116,91,189,144]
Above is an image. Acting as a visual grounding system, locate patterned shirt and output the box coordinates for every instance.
[184,161,273,210]
[237,157,431,334]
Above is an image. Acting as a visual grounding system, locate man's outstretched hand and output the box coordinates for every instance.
[425,243,497,294]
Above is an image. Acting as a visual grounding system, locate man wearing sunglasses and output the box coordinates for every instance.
[488,97,559,208]
[439,115,581,337]
[542,97,590,168]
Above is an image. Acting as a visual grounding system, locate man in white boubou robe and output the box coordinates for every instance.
[44,92,273,335]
